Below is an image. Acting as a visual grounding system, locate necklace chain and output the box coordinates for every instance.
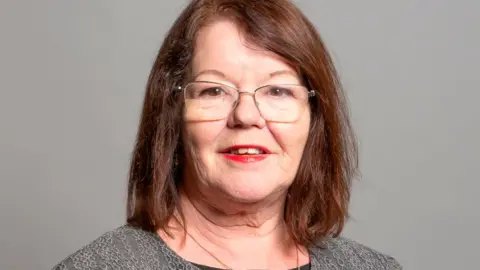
[184,229,300,270]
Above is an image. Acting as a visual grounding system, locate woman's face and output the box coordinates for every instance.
[182,20,311,203]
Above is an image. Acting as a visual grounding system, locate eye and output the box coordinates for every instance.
[199,87,226,97]
[267,86,294,97]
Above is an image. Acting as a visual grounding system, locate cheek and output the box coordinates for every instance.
[269,112,310,151]
[267,114,310,169]
[183,120,226,156]
[269,123,309,154]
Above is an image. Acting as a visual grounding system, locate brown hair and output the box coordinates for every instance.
[127,0,358,247]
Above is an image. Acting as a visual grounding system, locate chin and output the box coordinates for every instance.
[219,177,288,204]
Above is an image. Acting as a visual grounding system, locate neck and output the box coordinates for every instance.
[179,180,288,238]
[161,182,301,269]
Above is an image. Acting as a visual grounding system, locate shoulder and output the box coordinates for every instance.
[52,225,185,270]
[309,236,402,270]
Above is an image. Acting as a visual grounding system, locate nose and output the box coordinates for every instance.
[227,92,266,129]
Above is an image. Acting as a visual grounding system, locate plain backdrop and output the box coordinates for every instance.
[1,0,479,269]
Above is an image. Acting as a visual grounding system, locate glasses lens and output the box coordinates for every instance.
[183,82,237,121]
[255,84,310,122]
[183,82,311,122]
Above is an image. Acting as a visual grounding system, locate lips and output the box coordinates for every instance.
[220,145,271,155]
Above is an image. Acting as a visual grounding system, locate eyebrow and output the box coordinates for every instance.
[193,69,299,81]
[193,69,227,80]
[268,70,299,78]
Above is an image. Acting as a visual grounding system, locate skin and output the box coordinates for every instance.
[160,19,311,269]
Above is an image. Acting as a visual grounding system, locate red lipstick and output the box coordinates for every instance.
[220,144,270,163]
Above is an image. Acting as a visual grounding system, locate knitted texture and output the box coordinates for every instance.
[53,225,402,270]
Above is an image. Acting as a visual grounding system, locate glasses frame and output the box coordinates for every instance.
[174,81,316,122]
[175,80,316,100]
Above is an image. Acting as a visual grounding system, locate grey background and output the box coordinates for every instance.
[1,0,478,269]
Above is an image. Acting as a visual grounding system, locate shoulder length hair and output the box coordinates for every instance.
[127,0,358,247]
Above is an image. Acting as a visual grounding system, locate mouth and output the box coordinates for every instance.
[220,145,270,164]
[220,145,271,155]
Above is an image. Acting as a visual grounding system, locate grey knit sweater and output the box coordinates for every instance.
[53,225,402,270]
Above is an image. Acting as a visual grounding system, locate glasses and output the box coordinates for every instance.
[176,81,315,123]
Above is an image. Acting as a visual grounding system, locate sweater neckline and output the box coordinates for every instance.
[139,226,322,269]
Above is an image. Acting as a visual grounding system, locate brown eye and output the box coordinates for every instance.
[199,87,226,97]
[267,86,294,97]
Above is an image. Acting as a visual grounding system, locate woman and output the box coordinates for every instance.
[54,0,401,269]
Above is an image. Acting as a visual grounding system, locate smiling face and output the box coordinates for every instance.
[181,19,311,203]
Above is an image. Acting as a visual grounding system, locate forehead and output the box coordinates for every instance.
[192,20,299,81]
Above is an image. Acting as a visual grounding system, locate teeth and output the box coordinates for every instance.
[229,148,265,155]
[238,148,248,154]
[248,148,261,154]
